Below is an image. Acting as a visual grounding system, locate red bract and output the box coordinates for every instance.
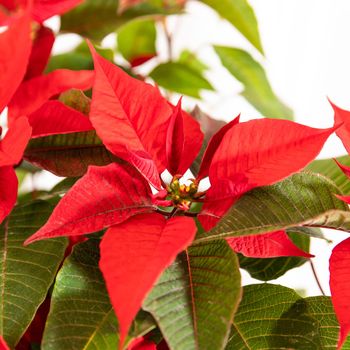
[25,47,337,348]
[0,0,83,23]
[0,336,9,350]
[330,237,350,349]
[100,214,196,348]
[87,42,203,188]
[330,99,350,154]
[128,337,157,350]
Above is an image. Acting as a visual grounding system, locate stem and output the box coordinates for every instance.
[310,260,326,296]
[161,17,173,61]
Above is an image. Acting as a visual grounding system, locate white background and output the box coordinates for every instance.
[45,0,350,296]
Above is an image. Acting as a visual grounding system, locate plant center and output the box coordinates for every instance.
[167,177,199,211]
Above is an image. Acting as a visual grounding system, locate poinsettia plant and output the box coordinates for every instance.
[2,0,350,350]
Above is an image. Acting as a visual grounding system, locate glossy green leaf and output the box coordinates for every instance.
[60,0,180,41]
[143,240,241,350]
[0,201,67,347]
[197,172,350,243]
[150,62,214,98]
[24,130,120,177]
[227,284,350,349]
[239,227,312,281]
[201,0,263,53]
[307,155,350,193]
[117,18,157,66]
[42,239,155,350]
[214,46,293,120]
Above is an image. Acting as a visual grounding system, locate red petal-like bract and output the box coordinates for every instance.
[8,69,94,121]
[200,119,336,230]
[209,119,336,192]
[227,230,313,258]
[88,43,171,188]
[0,7,31,113]
[128,337,157,350]
[330,237,350,349]
[31,0,83,22]
[25,25,54,80]
[330,100,350,154]
[29,100,93,137]
[0,166,18,224]
[24,163,155,244]
[99,213,197,349]
[166,99,184,175]
[0,117,32,166]
[0,0,83,22]
[88,43,202,186]
[197,115,240,180]
[0,336,9,350]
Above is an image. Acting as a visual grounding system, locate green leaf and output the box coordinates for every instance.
[46,42,114,72]
[178,50,209,75]
[117,18,157,66]
[0,201,67,347]
[196,172,350,243]
[143,240,241,350]
[227,284,350,349]
[42,239,155,350]
[59,89,91,116]
[24,130,120,177]
[60,0,180,41]
[150,62,214,98]
[200,0,263,53]
[307,155,350,193]
[239,227,312,281]
[214,46,293,120]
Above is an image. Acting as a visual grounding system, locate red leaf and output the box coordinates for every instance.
[88,42,173,187]
[0,7,31,113]
[197,115,240,180]
[25,25,54,80]
[209,119,336,197]
[174,107,203,175]
[31,0,83,22]
[330,236,350,349]
[0,166,17,224]
[330,99,350,154]
[99,213,197,349]
[8,69,94,121]
[0,336,9,350]
[166,99,184,175]
[335,158,350,179]
[0,0,83,22]
[128,337,157,350]
[227,230,313,258]
[0,117,32,166]
[24,163,155,244]
[29,100,93,138]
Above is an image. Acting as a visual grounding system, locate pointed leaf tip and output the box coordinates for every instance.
[99,213,197,349]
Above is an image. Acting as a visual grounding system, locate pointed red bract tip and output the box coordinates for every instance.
[166,98,184,175]
[99,214,197,349]
[334,158,350,179]
[0,336,9,350]
[227,230,314,258]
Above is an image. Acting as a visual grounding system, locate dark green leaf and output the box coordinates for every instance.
[42,239,155,349]
[200,0,263,53]
[214,46,293,120]
[150,62,214,98]
[307,155,350,193]
[24,130,120,177]
[117,18,157,65]
[143,240,241,350]
[196,172,350,243]
[60,0,180,41]
[239,227,312,281]
[0,201,67,347]
[227,284,350,349]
